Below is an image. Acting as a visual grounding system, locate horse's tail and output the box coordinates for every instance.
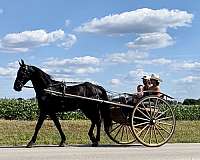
[98,86,112,133]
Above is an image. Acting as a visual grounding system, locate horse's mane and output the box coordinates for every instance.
[31,66,54,84]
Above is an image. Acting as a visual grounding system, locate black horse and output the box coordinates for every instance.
[14,60,111,147]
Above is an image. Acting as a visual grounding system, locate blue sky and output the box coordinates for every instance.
[0,0,199,100]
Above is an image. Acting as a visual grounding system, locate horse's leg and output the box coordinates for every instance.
[50,114,66,147]
[26,113,46,148]
[96,120,101,145]
[88,121,97,147]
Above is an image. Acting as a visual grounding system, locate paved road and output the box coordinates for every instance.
[0,143,199,160]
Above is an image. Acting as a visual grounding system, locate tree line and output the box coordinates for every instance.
[182,98,200,105]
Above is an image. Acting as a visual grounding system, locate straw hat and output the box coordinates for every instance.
[141,75,150,80]
[150,74,163,82]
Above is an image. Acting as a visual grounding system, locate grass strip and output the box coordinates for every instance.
[0,120,199,146]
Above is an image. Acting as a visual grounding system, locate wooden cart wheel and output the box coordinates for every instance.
[106,106,136,144]
[131,96,176,147]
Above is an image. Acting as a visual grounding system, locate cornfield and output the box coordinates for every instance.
[0,98,199,120]
[0,99,86,120]
[174,104,200,120]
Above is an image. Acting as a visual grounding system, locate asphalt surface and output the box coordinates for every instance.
[0,143,199,160]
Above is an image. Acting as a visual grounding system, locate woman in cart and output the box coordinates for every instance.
[148,74,162,97]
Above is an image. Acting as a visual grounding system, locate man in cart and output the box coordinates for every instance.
[148,74,162,97]
[133,74,162,103]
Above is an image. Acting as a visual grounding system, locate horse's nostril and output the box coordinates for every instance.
[14,82,22,91]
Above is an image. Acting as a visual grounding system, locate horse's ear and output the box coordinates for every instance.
[20,59,25,66]
[19,60,22,66]
[21,59,25,65]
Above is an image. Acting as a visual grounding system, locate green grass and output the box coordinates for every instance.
[0,120,113,146]
[0,120,200,146]
[171,121,200,143]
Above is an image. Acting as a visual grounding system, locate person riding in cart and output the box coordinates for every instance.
[141,75,151,96]
[132,75,150,104]
[148,74,162,97]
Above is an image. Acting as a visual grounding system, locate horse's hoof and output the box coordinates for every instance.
[26,141,34,148]
[59,142,67,147]
[92,142,98,147]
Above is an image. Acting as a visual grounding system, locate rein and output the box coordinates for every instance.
[23,81,83,89]
[24,85,34,88]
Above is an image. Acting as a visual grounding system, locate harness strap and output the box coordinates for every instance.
[24,85,34,88]
[24,81,82,89]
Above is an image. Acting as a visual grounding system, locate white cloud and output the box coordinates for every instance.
[0,42,29,52]
[172,61,200,71]
[57,34,77,50]
[34,66,98,83]
[46,66,101,76]
[127,32,174,50]
[0,29,65,53]
[0,29,77,53]
[42,56,102,78]
[74,67,100,74]
[109,79,121,85]
[109,68,151,91]
[76,8,193,34]
[76,8,192,51]
[44,56,100,67]
[0,9,3,14]
[151,58,172,65]
[135,58,172,65]
[127,68,150,80]
[65,19,71,27]
[105,50,148,64]
[171,75,200,99]
[0,67,15,76]
[0,61,19,77]
[180,76,200,83]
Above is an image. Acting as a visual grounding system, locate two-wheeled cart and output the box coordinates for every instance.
[44,89,176,147]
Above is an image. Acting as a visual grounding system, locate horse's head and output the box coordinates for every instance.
[14,60,33,91]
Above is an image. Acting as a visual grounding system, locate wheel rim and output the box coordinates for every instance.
[131,96,176,147]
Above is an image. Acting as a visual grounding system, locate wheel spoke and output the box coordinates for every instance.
[133,125,139,132]
[152,98,159,118]
[120,125,125,141]
[128,126,134,137]
[141,101,151,118]
[149,98,152,118]
[109,123,121,134]
[133,116,150,122]
[154,102,166,118]
[158,121,173,126]
[114,125,123,139]
[149,126,152,144]
[155,125,165,141]
[125,126,129,142]
[137,124,149,136]
[112,122,118,125]
[134,121,149,127]
[136,107,150,120]
[143,125,150,141]
[156,123,171,135]
[153,125,158,144]
[155,108,170,120]
[157,116,173,121]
